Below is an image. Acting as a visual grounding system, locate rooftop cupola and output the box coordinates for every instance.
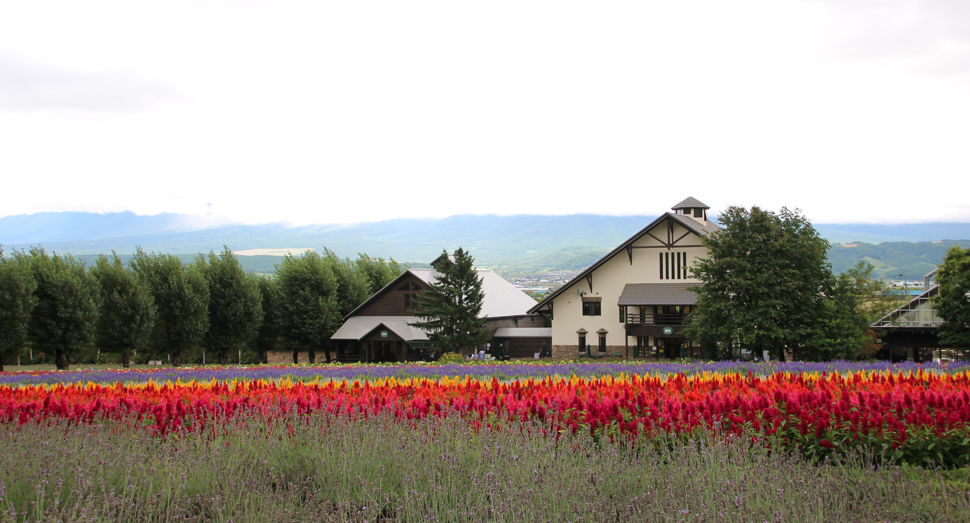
[671,197,710,223]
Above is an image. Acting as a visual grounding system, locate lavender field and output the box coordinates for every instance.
[1,361,969,522]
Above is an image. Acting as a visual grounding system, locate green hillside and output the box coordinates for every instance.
[828,240,970,280]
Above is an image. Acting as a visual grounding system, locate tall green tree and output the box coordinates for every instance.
[934,245,970,350]
[27,247,99,370]
[275,250,340,364]
[354,253,404,294]
[807,265,875,361]
[90,252,156,367]
[201,247,264,365]
[130,248,209,366]
[252,275,282,363]
[410,248,487,356]
[325,249,371,318]
[0,247,37,371]
[684,207,831,361]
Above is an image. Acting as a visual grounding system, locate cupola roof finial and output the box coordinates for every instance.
[671,197,710,211]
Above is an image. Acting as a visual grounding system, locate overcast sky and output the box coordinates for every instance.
[1,0,968,226]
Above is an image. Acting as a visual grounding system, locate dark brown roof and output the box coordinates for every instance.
[671,197,709,210]
[617,283,699,306]
[668,212,720,236]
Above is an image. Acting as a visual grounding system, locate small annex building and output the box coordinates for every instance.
[871,270,943,363]
[331,255,549,362]
[528,197,720,359]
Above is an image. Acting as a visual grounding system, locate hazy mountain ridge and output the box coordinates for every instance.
[2,211,969,278]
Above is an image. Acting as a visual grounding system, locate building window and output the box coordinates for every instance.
[693,208,703,218]
[598,333,607,353]
[404,293,418,312]
[582,297,601,316]
[619,306,625,323]
[660,252,689,280]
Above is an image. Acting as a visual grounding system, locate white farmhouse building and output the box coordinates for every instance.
[528,197,720,359]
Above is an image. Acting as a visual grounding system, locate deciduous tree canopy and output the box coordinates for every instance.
[685,207,834,361]
[130,248,209,367]
[91,252,156,367]
[934,245,970,350]
[274,250,341,364]
[28,247,99,370]
[0,247,37,372]
[201,246,264,365]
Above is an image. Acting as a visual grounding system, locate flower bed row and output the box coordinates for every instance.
[3,359,969,387]
[4,368,970,467]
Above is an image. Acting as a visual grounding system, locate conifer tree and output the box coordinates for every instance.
[410,248,487,356]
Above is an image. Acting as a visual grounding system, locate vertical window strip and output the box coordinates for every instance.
[659,253,663,279]
[676,251,681,280]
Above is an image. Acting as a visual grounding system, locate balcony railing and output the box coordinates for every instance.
[625,313,685,326]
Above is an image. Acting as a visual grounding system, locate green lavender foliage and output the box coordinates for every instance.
[1,410,967,522]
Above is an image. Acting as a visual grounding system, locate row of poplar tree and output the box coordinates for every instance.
[0,245,403,370]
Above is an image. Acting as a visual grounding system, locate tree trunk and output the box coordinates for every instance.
[308,350,316,364]
[172,349,182,367]
[219,350,229,365]
[55,350,69,370]
[122,351,131,368]
[324,348,331,364]
[292,350,299,364]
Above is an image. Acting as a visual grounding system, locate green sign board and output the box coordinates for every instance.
[380,330,389,339]
[661,327,674,335]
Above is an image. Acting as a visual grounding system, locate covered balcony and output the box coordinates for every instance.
[618,283,697,338]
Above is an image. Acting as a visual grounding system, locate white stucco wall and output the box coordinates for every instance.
[549,217,709,350]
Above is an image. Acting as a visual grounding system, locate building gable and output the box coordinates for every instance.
[528,210,718,316]
[350,270,433,317]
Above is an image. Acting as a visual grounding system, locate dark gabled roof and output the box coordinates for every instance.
[343,269,435,319]
[617,283,698,306]
[668,212,721,236]
[527,209,720,315]
[671,197,710,210]
[343,267,538,320]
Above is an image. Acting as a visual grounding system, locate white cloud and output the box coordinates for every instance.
[0,0,967,226]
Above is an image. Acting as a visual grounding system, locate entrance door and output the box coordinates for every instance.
[658,337,684,359]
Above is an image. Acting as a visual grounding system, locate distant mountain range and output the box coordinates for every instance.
[2,211,969,279]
